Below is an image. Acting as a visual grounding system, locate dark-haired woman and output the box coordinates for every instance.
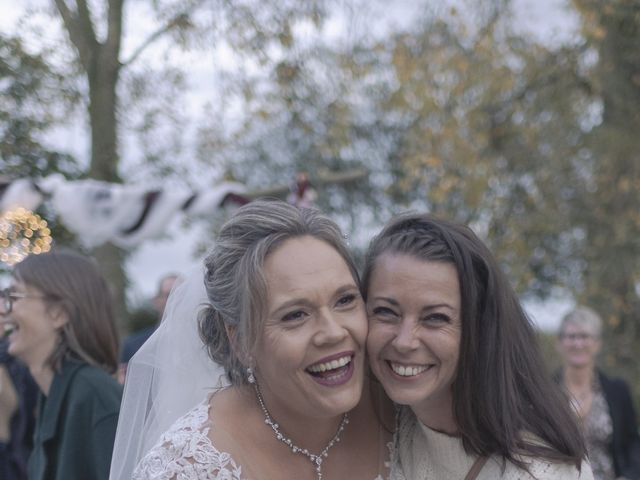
[363,213,594,479]
[0,250,122,480]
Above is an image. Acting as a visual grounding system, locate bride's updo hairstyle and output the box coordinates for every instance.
[198,199,359,385]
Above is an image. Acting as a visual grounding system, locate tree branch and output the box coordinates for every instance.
[54,0,98,71]
[106,0,124,64]
[120,16,185,68]
[120,0,207,68]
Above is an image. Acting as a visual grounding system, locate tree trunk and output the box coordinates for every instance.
[94,243,129,332]
[86,41,129,331]
[88,48,120,181]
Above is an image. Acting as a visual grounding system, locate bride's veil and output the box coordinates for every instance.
[109,267,229,480]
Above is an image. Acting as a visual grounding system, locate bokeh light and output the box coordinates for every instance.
[0,208,52,266]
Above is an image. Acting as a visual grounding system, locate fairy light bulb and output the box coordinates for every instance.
[0,208,53,266]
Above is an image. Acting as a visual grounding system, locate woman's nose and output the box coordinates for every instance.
[391,318,419,352]
[314,310,348,345]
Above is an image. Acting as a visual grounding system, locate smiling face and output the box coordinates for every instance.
[557,321,600,370]
[1,280,66,369]
[253,235,368,421]
[366,253,462,424]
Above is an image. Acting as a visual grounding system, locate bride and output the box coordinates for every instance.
[110,200,393,480]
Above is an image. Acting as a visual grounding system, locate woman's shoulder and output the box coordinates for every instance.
[497,456,594,480]
[132,397,244,480]
[64,362,122,410]
[597,370,632,394]
[499,431,594,480]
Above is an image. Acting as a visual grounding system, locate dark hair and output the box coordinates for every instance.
[198,199,359,385]
[13,249,120,374]
[362,213,586,468]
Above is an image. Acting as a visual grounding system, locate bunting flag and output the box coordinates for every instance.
[0,168,366,251]
[0,174,250,248]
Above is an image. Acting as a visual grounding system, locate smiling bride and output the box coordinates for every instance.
[110,200,393,480]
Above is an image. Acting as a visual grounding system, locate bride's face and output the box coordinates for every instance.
[252,235,367,420]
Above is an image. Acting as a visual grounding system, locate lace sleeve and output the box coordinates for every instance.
[132,401,243,480]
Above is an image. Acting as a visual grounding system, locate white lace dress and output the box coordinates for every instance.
[133,399,390,480]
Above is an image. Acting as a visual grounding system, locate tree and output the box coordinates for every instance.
[1,32,82,262]
[5,0,328,328]
[570,0,640,392]
[0,33,80,179]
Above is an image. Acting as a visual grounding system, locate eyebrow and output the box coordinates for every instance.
[269,283,359,316]
[371,296,456,313]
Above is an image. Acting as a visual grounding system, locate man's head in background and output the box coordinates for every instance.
[152,274,178,320]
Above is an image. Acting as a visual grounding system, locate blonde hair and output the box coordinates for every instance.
[559,306,602,338]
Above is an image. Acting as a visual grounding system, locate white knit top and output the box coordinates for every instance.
[391,408,594,480]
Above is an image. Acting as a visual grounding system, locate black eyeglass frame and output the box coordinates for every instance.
[1,288,47,315]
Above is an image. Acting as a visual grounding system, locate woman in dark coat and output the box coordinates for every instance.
[556,306,640,480]
[0,250,122,480]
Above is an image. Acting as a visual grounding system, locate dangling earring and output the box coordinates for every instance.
[247,366,256,384]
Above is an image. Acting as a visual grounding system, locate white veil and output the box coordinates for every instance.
[109,267,229,480]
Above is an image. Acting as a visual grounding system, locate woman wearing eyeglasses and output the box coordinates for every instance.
[555,307,640,480]
[0,250,121,480]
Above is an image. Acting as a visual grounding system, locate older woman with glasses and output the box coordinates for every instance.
[556,307,640,480]
[0,250,122,480]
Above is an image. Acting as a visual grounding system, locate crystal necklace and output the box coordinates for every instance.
[254,383,349,480]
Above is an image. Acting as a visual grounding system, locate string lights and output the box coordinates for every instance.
[0,208,52,266]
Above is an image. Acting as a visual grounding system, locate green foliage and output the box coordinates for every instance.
[0,34,81,179]
[536,331,562,377]
[0,33,83,250]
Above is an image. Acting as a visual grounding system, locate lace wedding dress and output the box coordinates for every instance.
[133,398,390,480]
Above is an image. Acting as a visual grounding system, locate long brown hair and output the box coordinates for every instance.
[13,249,119,374]
[363,213,586,468]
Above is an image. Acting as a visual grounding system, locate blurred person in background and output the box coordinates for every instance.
[0,338,38,480]
[555,306,640,480]
[117,273,178,384]
[0,249,122,480]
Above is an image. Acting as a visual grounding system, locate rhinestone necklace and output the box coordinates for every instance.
[254,383,349,480]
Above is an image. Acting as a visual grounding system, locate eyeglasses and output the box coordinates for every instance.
[0,288,47,315]
[560,332,595,342]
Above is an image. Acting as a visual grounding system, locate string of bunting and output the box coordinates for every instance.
[0,169,365,249]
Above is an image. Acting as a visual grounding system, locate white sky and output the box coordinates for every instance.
[1,0,579,330]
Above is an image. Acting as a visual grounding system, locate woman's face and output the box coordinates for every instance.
[253,235,367,420]
[1,280,65,368]
[557,322,600,369]
[366,253,461,421]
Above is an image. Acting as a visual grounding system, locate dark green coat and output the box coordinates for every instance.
[27,359,122,480]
